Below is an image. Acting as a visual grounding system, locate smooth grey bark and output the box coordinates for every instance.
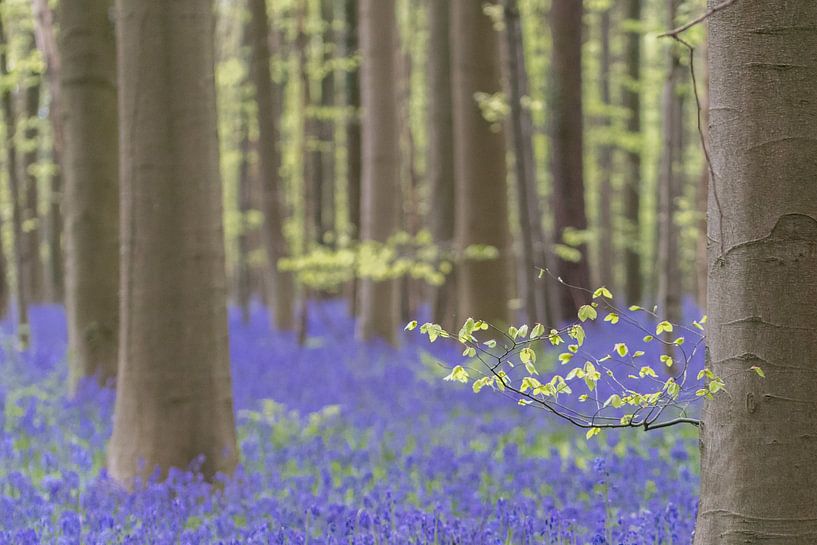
[451,0,512,326]
[656,0,683,330]
[695,2,817,542]
[550,0,590,315]
[426,0,456,327]
[501,0,553,327]
[356,0,400,343]
[109,0,238,485]
[0,5,30,347]
[248,0,295,331]
[622,0,642,305]
[59,0,119,395]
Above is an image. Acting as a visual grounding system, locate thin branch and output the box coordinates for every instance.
[657,0,739,39]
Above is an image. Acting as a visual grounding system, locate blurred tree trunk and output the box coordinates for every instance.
[298,2,321,249]
[319,0,335,244]
[248,0,295,331]
[426,0,456,327]
[0,6,30,346]
[356,0,400,343]
[656,0,683,329]
[695,2,817,541]
[344,0,361,317]
[550,0,590,316]
[501,0,554,327]
[32,0,65,303]
[451,0,512,326]
[109,0,238,485]
[695,39,709,310]
[19,56,44,304]
[596,7,614,293]
[622,0,642,305]
[60,0,119,395]
[236,110,252,325]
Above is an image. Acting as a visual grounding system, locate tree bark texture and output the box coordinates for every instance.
[550,0,590,316]
[59,0,119,395]
[19,63,44,304]
[355,0,401,343]
[109,0,238,485]
[622,0,642,305]
[695,2,817,542]
[344,0,361,317]
[597,8,614,293]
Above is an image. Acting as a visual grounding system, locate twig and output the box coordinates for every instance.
[657,0,739,39]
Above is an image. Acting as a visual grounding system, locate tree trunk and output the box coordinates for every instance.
[597,7,614,293]
[622,0,642,305]
[32,0,65,303]
[109,0,238,485]
[248,0,295,331]
[20,66,44,304]
[656,0,683,330]
[694,2,817,542]
[344,0,362,317]
[356,0,400,343]
[0,6,30,347]
[59,0,119,395]
[451,0,512,326]
[319,0,335,244]
[550,0,590,316]
[236,111,252,325]
[695,38,709,311]
[426,0,456,327]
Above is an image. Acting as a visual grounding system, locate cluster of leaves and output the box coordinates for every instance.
[278,230,498,291]
[408,286,765,439]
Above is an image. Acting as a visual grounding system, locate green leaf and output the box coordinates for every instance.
[558,352,574,365]
[548,329,565,345]
[569,324,586,347]
[443,365,470,383]
[586,427,601,440]
[604,312,620,324]
[750,366,766,378]
[517,324,529,338]
[604,394,624,408]
[530,323,545,339]
[643,335,654,343]
[614,343,629,357]
[660,354,674,367]
[578,305,598,322]
[629,305,642,311]
[639,366,658,378]
[462,347,476,358]
[405,320,418,331]
[483,339,497,348]
[520,347,536,364]
[593,286,613,299]
[656,321,674,335]
[673,337,685,346]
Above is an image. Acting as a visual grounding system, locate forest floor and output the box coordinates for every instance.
[0,301,699,544]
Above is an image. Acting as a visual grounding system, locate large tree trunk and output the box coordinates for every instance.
[451,0,512,326]
[32,0,65,303]
[60,0,119,395]
[109,0,238,485]
[426,0,456,327]
[19,64,44,304]
[0,6,30,346]
[694,2,817,542]
[550,0,590,315]
[248,0,295,331]
[622,0,642,305]
[656,0,683,329]
[356,0,400,343]
[501,0,553,327]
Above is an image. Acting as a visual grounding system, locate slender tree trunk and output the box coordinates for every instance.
[656,0,683,329]
[109,0,238,485]
[0,7,30,347]
[32,0,65,303]
[20,67,44,304]
[695,2,817,542]
[319,0,335,243]
[622,0,642,305]
[451,0,512,326]
[501,0,552,326]
[550,0,590,316]
[248,0,295,331]
[356,0,400,343]
[695,39,709,311]
[426,0,456,328]
[236,112,252,325]
[60,0,119,394]
[597,8,614,292]
[344,0,361,317]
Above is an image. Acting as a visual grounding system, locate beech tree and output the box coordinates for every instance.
[623,0,643,305]
[59,0,119,395]
[108,0,238,484]
[451,0,512,326]
[356,0,400,343]
[694,1,817,541]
